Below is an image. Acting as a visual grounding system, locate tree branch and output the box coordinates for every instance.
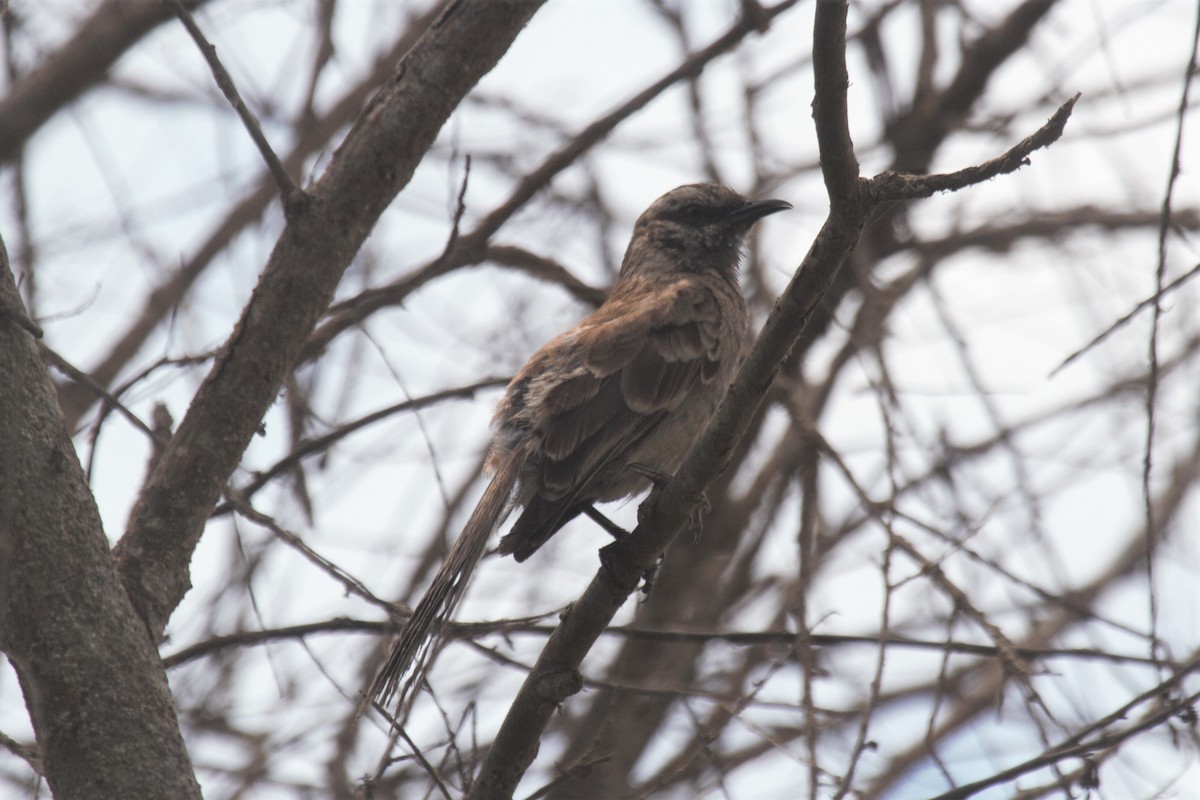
[0,236,201,796]
[54,1,450,429]
[166,0,304,213]
[113,0,548,641]
[299,0,804,365]
[924,658,1200,800]
[870,93,1079,202]
[466,3,867,796]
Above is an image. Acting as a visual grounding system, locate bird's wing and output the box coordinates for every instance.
[497,276,728,559]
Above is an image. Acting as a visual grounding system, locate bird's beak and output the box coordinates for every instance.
[726,197,792,225]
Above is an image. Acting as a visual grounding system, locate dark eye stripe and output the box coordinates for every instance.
[661,204,723,226]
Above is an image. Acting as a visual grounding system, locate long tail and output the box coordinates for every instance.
[365,454,522,715]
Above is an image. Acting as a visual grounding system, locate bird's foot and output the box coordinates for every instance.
[629,463,671,528]
[688,492,710,541]
[637,554,664,598]
[628,463,708,540]
[598,541,663,597]
[598,540,622,584]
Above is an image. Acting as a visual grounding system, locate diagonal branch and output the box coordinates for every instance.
[1052,259,1200,376]
[924,658,1200,800]
[793,0,1061,370]
[299,0,804,364]
[113,0,549,641]
[165,0,304,213]
[55,1,448,429]
[466,3,868,797]
[862,426,1200,795]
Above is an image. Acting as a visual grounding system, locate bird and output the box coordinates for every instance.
[366,183,790,714]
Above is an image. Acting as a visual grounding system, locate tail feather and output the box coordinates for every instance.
[365,454,522,715]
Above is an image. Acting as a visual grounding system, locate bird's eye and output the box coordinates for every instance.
[682,204,706,224]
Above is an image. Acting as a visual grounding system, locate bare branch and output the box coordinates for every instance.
[1142,2,1200,668]
[212,377,509,516]
[1052,260,1200,376]
[924,657,1200,800]
[485,245,608,307]
[301,0,805,365]
[869,94,1079,202]
[165,0,304,213]
[113,0,548,641]
[55,2,449,428]
[226,494,396,616]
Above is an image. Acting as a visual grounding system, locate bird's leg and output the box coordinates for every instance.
[582,504,630,541]
[628,463,673,537]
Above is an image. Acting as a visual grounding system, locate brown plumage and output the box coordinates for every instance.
[366,183,790,713]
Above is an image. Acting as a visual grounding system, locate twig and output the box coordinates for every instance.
[0,289,42,338]
[0,729,42,777]
[395,721,454,800]
[868,93,1080,202]
[362,703,454,800]
[1143,0,1200,673]
[831,543,895,800]
[812,0,860,200]
[165,0,305,214]
[485,245,608,307]
[923,654,1200,800]
[161,615,1182,670]
[1051,260,1200,376]
[522,755,613,800]
[226,493,397,617]
[212,377,508,516]
[40,343,161,444]
[440,154,471,261]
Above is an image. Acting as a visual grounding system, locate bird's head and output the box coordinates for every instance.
[623,183,791,280]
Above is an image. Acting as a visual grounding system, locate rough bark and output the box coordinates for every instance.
[0,239,201,798]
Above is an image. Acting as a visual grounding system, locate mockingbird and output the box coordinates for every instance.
[367,183,790,713]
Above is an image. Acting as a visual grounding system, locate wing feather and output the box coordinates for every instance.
[497,276,730,560]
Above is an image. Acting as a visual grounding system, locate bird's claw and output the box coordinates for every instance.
[631,464,671,528]
[637,555,664,598]
[688,492,710,541]
[599,541,664,598]
[629,463,708,540]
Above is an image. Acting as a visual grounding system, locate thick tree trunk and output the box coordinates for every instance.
[0,237,202,798]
